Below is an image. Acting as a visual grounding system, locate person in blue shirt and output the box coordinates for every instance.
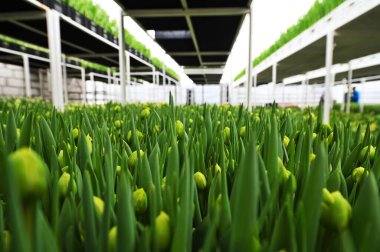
[351,87,360,103]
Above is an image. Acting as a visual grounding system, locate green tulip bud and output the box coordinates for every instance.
[7,148,49,201]
[161,176,166,190]
[128,150,144,169]
[127,130,144,143]
[254,116,260,123]
[58,150,64,167]
[114,105,121,112]
[114,120,122,129]
[93,196,104,217]
[328,132,334,144]
[176,120,184,138]
[86,134,93,154]
[58,172,77,197]
[310,153,316,162]
[132,188,148,214]
[283,135,290,148]
[224,127,230,141]
[352,167,365,183]
[312,133,317,140]
[227,111,232,117]
[321,189,351,231]
[140,108,150,119]
[116,165,122,175]
[154,211,171,251]
[194,172,207,190]
[72,128,79,140]
[189,118,193,124]
[359,145,376,162]
[108,226,117,252]
[239,126,246,137]
[214,163,221,173]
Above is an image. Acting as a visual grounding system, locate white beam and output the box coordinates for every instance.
[46,9,64,110]
[127,7,249,18]
[22,55,31,97]
[184,68,224,75]
[247,6,253,110]
[323,31,335,124]
[119,11,127,104]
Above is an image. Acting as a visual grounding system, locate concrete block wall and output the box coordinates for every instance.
[0,62,84,103]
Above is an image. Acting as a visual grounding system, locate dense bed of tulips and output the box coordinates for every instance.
[0,97,380,251]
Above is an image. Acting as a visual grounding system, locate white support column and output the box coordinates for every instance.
[246,6,254,111]
[81,68,86,103]
[126,53,131,103]
[282,83,285,106]
[90,73,95,104]
[163,66,167,100]
[62,56,68,103]
[46,9,64,110]
[22,55,31,97]
[272,63,277,104]
[107,68,111,101]
[38,69,44,98]
[118,10,126,104]
[304,76,309,108]
[323,31,335,124]
[252,74,257,107]
[346,62,353,114]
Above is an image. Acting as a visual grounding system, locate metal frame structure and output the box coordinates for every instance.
[232,0,380,122]
[0,0,180,109]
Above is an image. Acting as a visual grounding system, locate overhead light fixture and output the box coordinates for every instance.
[155,30,191,39]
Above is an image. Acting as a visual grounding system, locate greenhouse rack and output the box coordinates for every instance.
[0,0,180,109]
[230,0,380,123]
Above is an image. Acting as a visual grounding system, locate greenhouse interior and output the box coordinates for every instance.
[1,0,380,251]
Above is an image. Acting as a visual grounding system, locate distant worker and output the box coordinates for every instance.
[351,87,360,103]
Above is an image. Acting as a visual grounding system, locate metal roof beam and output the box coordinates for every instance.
[126,7,250,18]
[185,68,224,75]
[68,53,119,58]
[0,11,45,21]
[169,51,229,56]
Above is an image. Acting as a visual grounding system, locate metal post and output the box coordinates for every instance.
[304,76,309,108]
[126,53,130,103]
[163,66,167,101]
[346,63,353,114]
[90,73,95,104]
[38,69,44,98]
[272,63,277,104]
[323,31,335,124]
[62,55,68,103]
[22,55,31,97]
[118,10,126,104]
[246,6,254,111]
[46,9,64,110]
[107,68,111,101]
[252,74,257,107]
[282,83,285,106]
[81,68,86,103]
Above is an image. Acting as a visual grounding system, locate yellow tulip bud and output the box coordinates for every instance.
[133,188,148,214]
[321,189,351,231]
[154,211,171,251]
[194,172,207,190]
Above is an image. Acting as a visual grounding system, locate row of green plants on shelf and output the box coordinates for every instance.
[234,0,346,81]
[0,97,380,251]
[62,0,179,80]
[0,34,178,81]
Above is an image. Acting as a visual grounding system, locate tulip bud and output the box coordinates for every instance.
[224,127,230,141]
[283,135,290,148]
[359,145,376,162]
[321,189,351,231]
[312,133,317,140]
[86,134,93,154]
[116,165,122,175]
[310,153,316,162]
[214,163,221,173]
[227,111,232,117]
[58,150,64,167]
[128,150,144,169]
[7,148,49,201]
[352,167,365,183]
[58,172,77,197]
[328,132,334,144]
[72,128,79,140]
[127,130,144,143]
[194,172,207,190]
[154,211,171,251]
[108,226,117,252]
[2,230,10,252]
[140,108,150,119]
[93,196,104,217]
[176,120,184,138]
[114,120,122,129]
[239,126,246,137]
[133,188,148,214]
